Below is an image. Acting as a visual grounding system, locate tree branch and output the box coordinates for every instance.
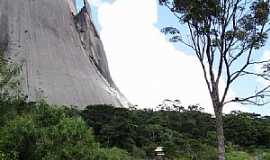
[224,85,270,106]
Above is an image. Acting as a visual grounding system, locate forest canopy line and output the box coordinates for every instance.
[0,98,269,160]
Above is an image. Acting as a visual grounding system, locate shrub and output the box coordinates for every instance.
[0,102,135,160]
[94,147,134,160]
[262,152,270,160]
[225,151,252,160]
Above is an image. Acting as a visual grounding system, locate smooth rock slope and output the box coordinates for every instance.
[0,0,128,108]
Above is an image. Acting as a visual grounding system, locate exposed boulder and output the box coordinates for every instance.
[0,0,129,108]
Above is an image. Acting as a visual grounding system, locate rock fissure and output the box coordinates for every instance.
[73,4,113,86]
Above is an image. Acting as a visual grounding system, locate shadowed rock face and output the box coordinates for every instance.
[0,0,129,108]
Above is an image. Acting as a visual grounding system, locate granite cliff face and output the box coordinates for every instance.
[0,0,128,108]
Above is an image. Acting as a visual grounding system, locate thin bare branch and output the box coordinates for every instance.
[224,85,270,106]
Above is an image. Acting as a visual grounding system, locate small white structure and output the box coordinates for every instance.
[154,146,165,160]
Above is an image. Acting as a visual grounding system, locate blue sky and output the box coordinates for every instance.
[76,0,270,115]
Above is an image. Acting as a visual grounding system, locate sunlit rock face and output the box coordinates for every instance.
[0,0,129,108]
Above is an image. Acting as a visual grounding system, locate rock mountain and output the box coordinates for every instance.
[0,0,129,108]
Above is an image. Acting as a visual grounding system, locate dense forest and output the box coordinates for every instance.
[1,0,270,159]
[0,98,269,160]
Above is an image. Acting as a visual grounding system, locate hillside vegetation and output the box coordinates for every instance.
[0,98,269,160]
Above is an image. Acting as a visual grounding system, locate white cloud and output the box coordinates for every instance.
[88,0,101,7]
[95,0,245,114]
[88,0,115,7]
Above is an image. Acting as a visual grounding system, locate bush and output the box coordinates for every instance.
[254,149,270,160]
[175,157,191,160]
[225,151,252,160]
[262,152,270,160]
[94,147,134,160]
[0,102,135,160]
[0,106,98,160]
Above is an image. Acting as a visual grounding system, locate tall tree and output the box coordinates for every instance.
[159,0,270,159]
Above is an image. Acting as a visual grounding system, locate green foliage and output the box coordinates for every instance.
[0,101,134,160]
[224,111,270,147]
[0,98,269,160]
[0,103,96,160]
[169,0,221,23]
[0,51,23,100]
[81,104,270,160]
[251,149,270,160]
[94,148,135,160]
[160,0,270,49]
[225,151,252,160]
[81,105,218,159]
[262,152,270,160]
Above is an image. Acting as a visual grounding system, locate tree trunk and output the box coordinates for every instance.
[215,109,225,160]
